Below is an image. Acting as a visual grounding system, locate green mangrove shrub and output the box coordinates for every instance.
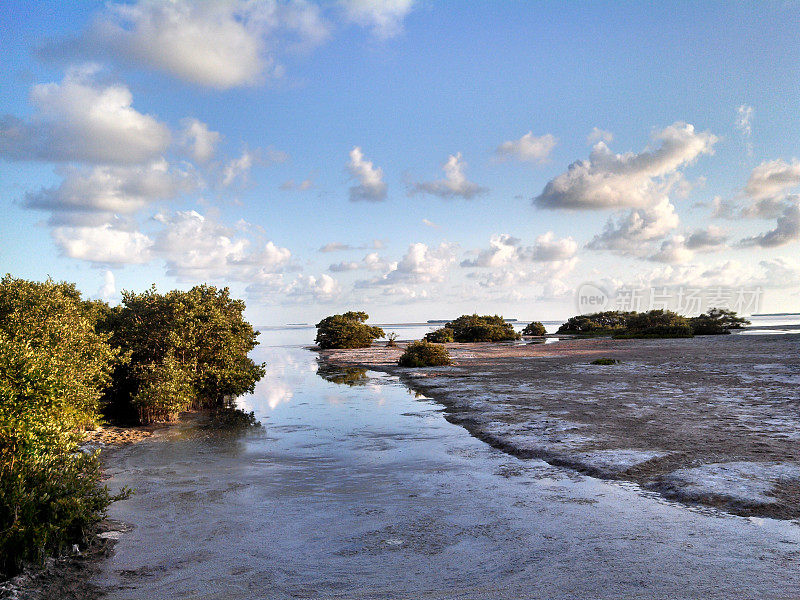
[424,327,454,343]
[314,311,385,349]
[101,285,265,424]
[689,308,750,335]
[618,309,693,338]
[0,276,123,577]
[521,321,547,336]
[398,340,452,367]
[426,314,520,343]
[557,311,634,335]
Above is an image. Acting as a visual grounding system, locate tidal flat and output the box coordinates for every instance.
[323,333,800,519]
[80,330,800,599]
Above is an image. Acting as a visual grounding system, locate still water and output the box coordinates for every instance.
[95,327,800,599]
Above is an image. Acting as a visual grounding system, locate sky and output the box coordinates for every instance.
[2,1,800,325]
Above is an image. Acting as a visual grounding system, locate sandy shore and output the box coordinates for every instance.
[320,334,800,519]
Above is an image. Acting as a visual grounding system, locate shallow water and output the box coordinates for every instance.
[95,329,800,599]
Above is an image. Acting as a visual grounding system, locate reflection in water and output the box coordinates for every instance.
[95,332,800,600]
[316,362,369,386]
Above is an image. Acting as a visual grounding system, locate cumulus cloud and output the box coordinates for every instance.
[44,1,330,89]
[357,242,455,287]
[98,270,116,302]
[24,159,191,225]
[329,252,388,272]
[646,257,800,291]
[347,146,386,201]
[52,222,154,264]
[153,210,292,280]
[586,199,680,255]
[461,232,577,268]
[649,236,695,264]
[534,122,717,210]
[495,132,556,164]
[587,127,613,144]
[340,0,415,38]
[180,118,220,162]
[744,158,800,201]
[0,66,170,164]
[248,273,341,304]
[409,153,487,200]
[738,200,800,248]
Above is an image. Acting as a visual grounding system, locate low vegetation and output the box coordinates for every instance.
[315,311,385,349]
[557,311,634,336]
[689,308,750,335]
[0,276,265,577]
[521,321,547,336]
[618,310,693,338]
[398,340,452,367]
[558,308,749,339]
[425,314,520,343]
[591,358,620,365]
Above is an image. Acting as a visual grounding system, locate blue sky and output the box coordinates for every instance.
[2,1,800,324]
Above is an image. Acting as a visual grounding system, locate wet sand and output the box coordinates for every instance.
[321,333,800,519]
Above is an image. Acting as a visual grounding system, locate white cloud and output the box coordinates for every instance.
[410,153,487,199]
[739,200,800,248]
[736,104,753,138]
[534,122,717,210]
[98,270,116,302]
[24,159,191,225]
[587,127,613,144]
[586,198,680,255]
[284,274,341,301]
[222,150,255,186]
[318,239,384,252]
[358,242,455,287]
[53,222,154,264]
[461,232,577,268]
[645,257,800,291]
[0,66,170,164]
[422,218,439,229]
[329,252,388,272]
[347,146,387,201]
[180,118,220,162]
[495,132,556,164]
[340,0,415,38]
[649,235,695,264]
[153,210,292,280]
[744,158,800,201]
[50,1,330,89]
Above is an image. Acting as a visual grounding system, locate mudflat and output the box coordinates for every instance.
[320,333,800,519]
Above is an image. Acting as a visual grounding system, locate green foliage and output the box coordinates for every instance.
[690,308,750,335]
[314,311,385,349]
[0,276,123,577]
[398,341,452,367]
[619,309,693,338]
[521,321,547,336]
[591,358,620,365]
[102,285,265,424]
[427,314,520,343]
[557,311,635,335]
[424,327,454,343]
[386,332,398,347]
